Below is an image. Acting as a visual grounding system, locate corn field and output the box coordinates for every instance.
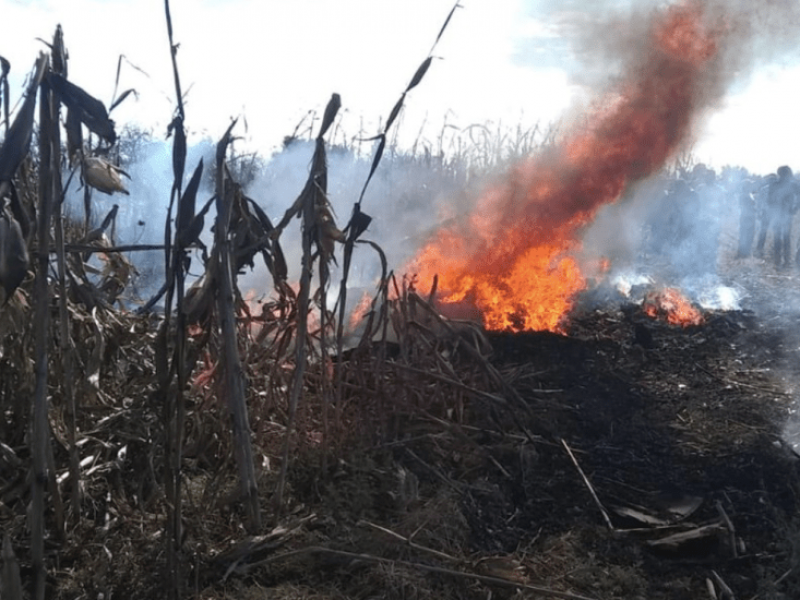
[0,6,546,600]
[3,5,800,600]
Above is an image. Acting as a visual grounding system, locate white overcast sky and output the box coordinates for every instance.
[2,0,800,174]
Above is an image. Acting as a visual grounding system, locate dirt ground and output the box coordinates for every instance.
[259,251,800,600]
[194,250,800,600]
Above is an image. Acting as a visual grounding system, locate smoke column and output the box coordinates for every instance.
[405,0,800,332]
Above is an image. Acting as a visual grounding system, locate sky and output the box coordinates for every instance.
[2,0,800,174]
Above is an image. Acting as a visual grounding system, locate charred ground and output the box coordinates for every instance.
[4,253,799,600]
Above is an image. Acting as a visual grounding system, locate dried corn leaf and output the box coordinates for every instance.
[318,93,341,139]
[180,195,214,253]
[108,88,137,113]
[51,25,66,75]
[85,307,106,396]
[65,108,83,166]
[358,136,386,204]
[385,97,405,131]
[247,198,287,282]
[646,522,725,551]
[406,57,433,92]
[48,73,116,144]
[168,114,186,189]
[176,158,204,248]
[5,183,31,241]
[1,533,22,600]
[314,203,345,263]
[0,55,9,131]
[0,205,29,302]
[435,2,462,45]
[612,505,670,527]
[0,59,43,180]
[84,204,119,245]
[346,205,372,242]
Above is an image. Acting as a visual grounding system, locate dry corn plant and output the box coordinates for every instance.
[0,4,551,599]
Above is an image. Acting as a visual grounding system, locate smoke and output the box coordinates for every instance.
[574,0,800,301]
[521,0,800,447]
[64,137,216,300]
[402,1,747,331]
[64,0,800,321]
[532,0,800,87]
[64,133,472,315]
[237,140,472,308]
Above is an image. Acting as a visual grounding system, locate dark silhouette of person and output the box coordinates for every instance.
[690,164,723,274]
[755,173,779,258]
[737,178,757,258]
[767,166,797,269]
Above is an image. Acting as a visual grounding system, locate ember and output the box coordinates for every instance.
[406,1,722,333]
[642,287,704,327]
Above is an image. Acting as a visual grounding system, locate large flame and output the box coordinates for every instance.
[406,1,722,333]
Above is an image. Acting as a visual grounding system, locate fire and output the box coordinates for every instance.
[642,287,704,327]
[405,1,722,333]
[425,238,585,333]
[348,291,373,332]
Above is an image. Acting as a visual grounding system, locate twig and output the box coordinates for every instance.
[695,363,788,395]
[488,455,513,479]
[358,520,461,564]
[60,243,167,253]
[404,448,462,493]
[561,439,614,530]
[391,362,509,406]
[774,567,793,586]
[711,569,736,600]
[245,545,602,600]
[715,500,737,558]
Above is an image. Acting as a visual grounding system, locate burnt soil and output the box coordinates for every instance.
[210,255,800,600]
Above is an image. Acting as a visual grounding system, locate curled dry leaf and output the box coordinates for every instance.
[0,204,29,302]
[315,203,345,260]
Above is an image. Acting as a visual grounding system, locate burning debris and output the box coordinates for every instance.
[642,287,704,327]
[405,2,743,334]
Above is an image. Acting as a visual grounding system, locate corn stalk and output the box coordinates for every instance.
[32,52,54,600]
[214,120,262,532]
[271,93,341,509]
[160,1,190,595]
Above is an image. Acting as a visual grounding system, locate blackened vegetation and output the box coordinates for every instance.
[3,10,800,600]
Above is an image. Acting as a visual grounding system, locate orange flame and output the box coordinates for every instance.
[405,2,721,332]
[643,287,704,327]
[348,291,373,332]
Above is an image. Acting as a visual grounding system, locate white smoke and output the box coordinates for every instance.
[240,139,477,308]
[63,137,216,300]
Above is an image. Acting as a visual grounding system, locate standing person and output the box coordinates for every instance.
[691,164,724,274]
[755,173,779,258]
[737,178,757,258]
[769,166,797,269]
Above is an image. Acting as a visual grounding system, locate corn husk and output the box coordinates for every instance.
[83,156,130,196]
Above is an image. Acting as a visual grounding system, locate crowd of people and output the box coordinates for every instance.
[644,163,800,274]
[740,165,799,269]
[645,163,725,276]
